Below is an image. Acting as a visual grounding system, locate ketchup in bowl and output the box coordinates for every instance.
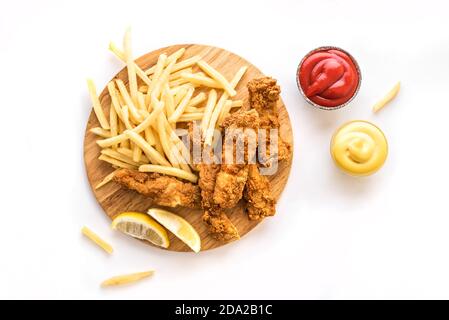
[297,47,361,110]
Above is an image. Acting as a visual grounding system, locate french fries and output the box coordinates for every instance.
[115,79,143,123]
[373,82,401,112]
[217,100,233,126]
[168,86,195,123]
[90,127,111,138]
[99,154,136,169]
[197,60,237,96]
[101,270,154,287]
[108,41,152,87]
[82,226,113,254]
[204,66,247,145]
[87,79,110,129]
[89,29,248,187]
[95,169,118,189]
[178,113,204,122]
[181,72,221,89]
[101,148,144,167]
[139,164,198,183]
[145,54,199,76]
[201,89,217,137]
[123,28,138,105]
[126,131,171,167]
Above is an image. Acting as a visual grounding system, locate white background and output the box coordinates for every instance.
[0,0,448,299]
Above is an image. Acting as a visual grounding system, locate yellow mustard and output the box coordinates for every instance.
[330,120,388,176]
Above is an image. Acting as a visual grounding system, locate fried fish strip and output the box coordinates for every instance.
[213,110,260,209]
[198,150,239,241]
[247,77,291,166]
[113,169,201,208]
[203,211,240,242]
[244,164,276,220]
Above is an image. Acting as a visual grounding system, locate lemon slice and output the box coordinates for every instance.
[147,208,201,253]
[111,212,169,248]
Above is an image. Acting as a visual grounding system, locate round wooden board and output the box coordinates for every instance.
[84,44,293,252]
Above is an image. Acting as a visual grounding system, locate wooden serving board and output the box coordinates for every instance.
[84,44,293,252]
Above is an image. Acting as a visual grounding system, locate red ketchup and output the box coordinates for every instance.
[298,48,360,108]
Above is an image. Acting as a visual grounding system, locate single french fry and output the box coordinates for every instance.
[204,66,247,145]
[181,72,221,89]
[121,105,134,130]
[187,92,206,108]
[95,170,118,190]
[107,82,125,122]
[184,106,205,113]
[109,102,118,149]
[170,84,190,96]
[139,85,148,93]
[118,121,129,149]
[156,113,180,169]
[163,84,175,120]
[148,54,167,95]
[117,148,149,163]
[132,144,142,162]
[178,113,204,122]
[99,154,136,169]
[136,91,146,110]
[152,130,165,156]
[173,86,188,106]
[217,100,233,126]
[115,79,143,123]
[167,55,200,74]
[90,127,111,138]
[201,89,217,137]
[232,100,243,108]
[101,270,154,287]
[108,41,125,60]
[373,82,401,112]
[169,78,189,87]
[168,67,193,81]
[139,164,198,183]
[87,79,110,129]
[108,41,152,87]
[144,126,156,146]
[197,60,236,96]
[168,87,195,123]
[82,226,113,254]
[123,28,138,105]
[101,149,142,167]
[126,131,171,167]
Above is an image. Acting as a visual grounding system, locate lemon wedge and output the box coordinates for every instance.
[111,212,169,248]
[147,208,201,253]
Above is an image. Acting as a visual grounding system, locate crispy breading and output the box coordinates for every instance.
[213,110,260,209]
[198,158,221,211]
[221,108,261,130]
[198,157,240,242]
[213,164,249,208]
[247,77,280,116]
[244,164,276,220]
[247,77,292,166]
[113,168,201,208]
[203,211,239,242]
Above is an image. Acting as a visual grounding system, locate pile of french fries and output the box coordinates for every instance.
[87,29,247,188]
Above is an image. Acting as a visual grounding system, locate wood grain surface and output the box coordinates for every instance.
[83,44,293,252]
